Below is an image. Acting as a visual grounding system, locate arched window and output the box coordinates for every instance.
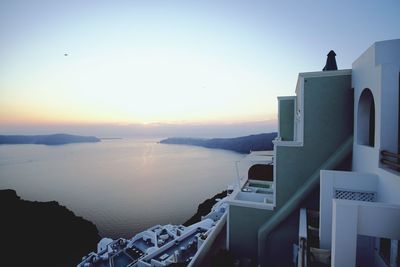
[248,164,273,181]
[357,89,375,147]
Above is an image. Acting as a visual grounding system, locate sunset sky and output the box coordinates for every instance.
[1,0,399,136]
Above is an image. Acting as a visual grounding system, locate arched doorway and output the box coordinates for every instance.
[357,89,375,147]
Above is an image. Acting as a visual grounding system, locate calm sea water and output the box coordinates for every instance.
[0,138,242,238]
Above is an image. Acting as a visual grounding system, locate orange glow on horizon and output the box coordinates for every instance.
[0,95,277,126]
[0,111,277,127]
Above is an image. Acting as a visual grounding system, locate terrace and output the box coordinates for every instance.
[229,151,275,209]
[138,220,215,267]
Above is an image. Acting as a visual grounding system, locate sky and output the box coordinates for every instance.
[0,0,399,137]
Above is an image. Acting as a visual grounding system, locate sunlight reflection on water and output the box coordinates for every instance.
[0,138,242,238]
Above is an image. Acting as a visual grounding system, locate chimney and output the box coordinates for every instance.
[322,50,338,71]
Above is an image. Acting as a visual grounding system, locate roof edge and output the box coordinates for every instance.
[298,69,352,78]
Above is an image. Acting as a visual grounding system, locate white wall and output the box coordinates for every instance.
[331,199,400,267]
[352,39,400,207]
[379,63,400,153]
[352,144,379,174]
[376,168,400,204]
[352,39,400,174]
[352,43,382,172]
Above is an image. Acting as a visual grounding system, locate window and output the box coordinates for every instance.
[357,88,375,147]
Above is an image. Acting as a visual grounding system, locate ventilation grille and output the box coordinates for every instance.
[334,189,376,202]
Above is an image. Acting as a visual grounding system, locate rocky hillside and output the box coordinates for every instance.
[0,189,101,267]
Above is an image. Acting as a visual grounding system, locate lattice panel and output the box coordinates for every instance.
[334,189,376,202]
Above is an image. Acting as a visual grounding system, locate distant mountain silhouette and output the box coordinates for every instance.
[160,132,277,154]
[0,133,100,145]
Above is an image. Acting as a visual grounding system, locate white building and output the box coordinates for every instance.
[318,39,400,267]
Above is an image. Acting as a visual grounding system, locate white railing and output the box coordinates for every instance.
[298,208,308,267]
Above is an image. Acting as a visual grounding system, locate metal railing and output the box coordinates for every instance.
[380,150,400,172]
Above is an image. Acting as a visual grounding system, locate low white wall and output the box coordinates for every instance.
[352,144,380,173]
[376,168,400,204]
[319,170,378,249]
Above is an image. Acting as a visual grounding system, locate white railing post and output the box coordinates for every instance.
[331,200,358,267]
[235,161,241,186]
[298,208,308,267]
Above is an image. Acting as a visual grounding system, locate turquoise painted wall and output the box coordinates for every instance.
[228,74,353,265]
[229,205,272,260]
[275,75,353,208]
[279,99,295,141]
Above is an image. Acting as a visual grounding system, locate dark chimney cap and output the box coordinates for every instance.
[322,50,338,71]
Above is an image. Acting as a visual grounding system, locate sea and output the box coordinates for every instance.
[0,138,243,238]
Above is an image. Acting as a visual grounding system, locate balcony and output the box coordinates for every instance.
[235,180,274,204]
[228,151,275,210]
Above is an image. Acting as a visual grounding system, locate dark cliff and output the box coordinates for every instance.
[183,191,228,226]
[0,189,101,267]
